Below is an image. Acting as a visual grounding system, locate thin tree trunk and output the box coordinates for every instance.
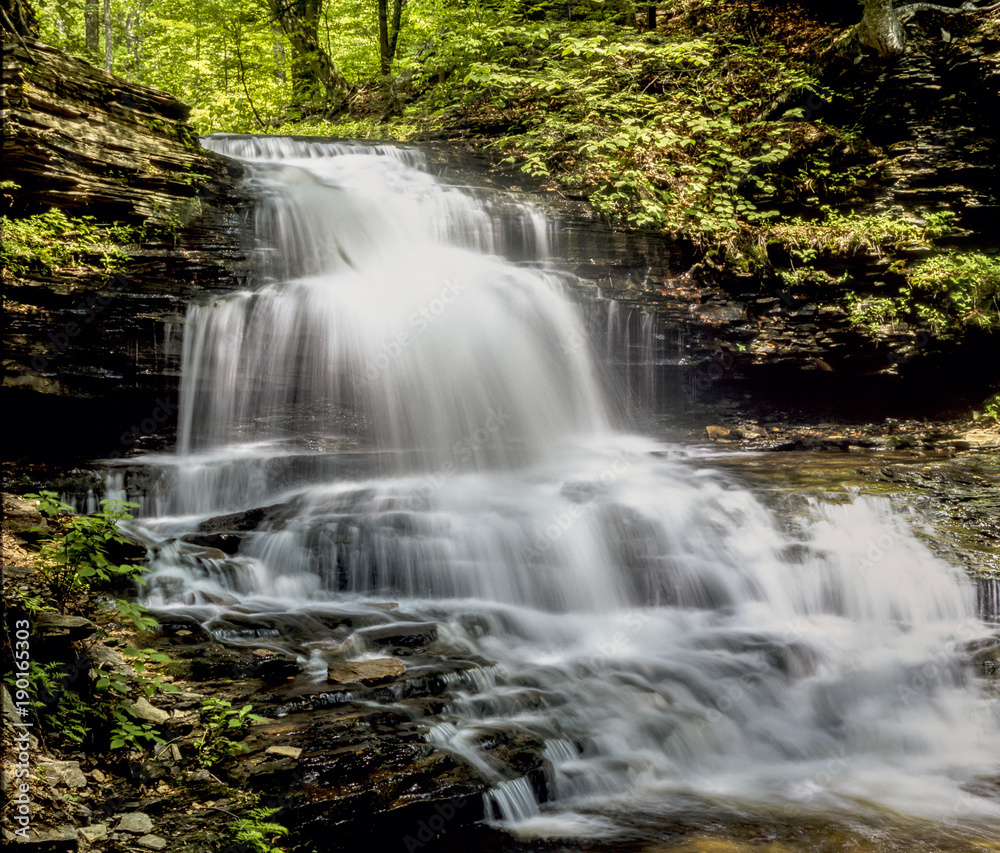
[376,0,404,76]
[103,0,112,72]
[646,4,656,29]
[378,0,390,76]
[389,0,403,63]
[233,30,266,129]
[85,0,99,60]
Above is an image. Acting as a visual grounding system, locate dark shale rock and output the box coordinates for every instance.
[356,622,439,652]
[1,37,250,467]
[34,612,97,641]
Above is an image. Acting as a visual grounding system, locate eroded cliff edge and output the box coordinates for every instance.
[2,37,249,470]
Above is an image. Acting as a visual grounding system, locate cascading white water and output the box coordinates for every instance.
[134,136,1000,844]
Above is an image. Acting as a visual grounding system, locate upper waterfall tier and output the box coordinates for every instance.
[182,136,608,470]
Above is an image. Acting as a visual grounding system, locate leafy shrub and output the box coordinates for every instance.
[1,209,140,279]
[23,492,144,610]
[192,699,265,768]
[905,251,1000,337]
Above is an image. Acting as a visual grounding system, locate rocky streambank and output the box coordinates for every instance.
[4,432,1000,853]
[2,37,251,472]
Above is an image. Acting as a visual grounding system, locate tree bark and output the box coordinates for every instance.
[856,0,907,57]
[852,1,1000,57]
[85,0,99,59]
[389,0,403,68]
[646,4,656,29]
[377,0,404,77]
[103,0,112,71]
[377,0,390,76]
[268,0,349,113]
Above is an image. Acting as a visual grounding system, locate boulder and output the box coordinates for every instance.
[327,658,407,686]
[34,613,97,641]
[115,812,154,835]
[38,760,87,789]
[128,697,171,725]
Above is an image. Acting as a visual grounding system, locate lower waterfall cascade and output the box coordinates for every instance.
[120,136,999,848]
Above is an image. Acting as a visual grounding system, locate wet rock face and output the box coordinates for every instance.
[827,16,1000,233]
[1,38,250,469]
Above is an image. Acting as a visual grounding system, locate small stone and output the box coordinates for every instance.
[90,769,106,784]
[115,812,154,834]
[39,760,88,789]
[86,644,133,677]
[265,745,303,760]
[137,835,168,850]
[34,612,97,641]
[128,697,170,725]
[2,686,21,726]
[14,825,78,850]
[79,824,109,843]
[170,744,182,762]
[327,658,406,685]
[705,425,734,440]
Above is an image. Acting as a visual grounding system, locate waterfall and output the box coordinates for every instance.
[132,136,1000,842]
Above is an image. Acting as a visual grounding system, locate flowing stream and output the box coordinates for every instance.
[126,136,999,848]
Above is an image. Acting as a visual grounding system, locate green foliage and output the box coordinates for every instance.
[905,251,1000,336]
[372,8,816,234]
[8,588,51,616]
[24,491,143,609]
[32,0,382,132]
[4,660,89,744]
[10,491,180,755]
[983,393,1000,422]
[228,807,289,853]
[844,294,903,332]
[109,707,166,752]
[1,209,141,279]
[192,699,265,768]
[764,208,926,257]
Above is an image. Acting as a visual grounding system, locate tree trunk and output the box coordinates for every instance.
[389,0,403,68]
[103,0,112,72]
[377,0,390,76]
[125,6,141,76]
[268,0,349,113]
[377,0,404,77]
[85,0,99,60]
[856,0,907,56]
[646,4,656,29]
